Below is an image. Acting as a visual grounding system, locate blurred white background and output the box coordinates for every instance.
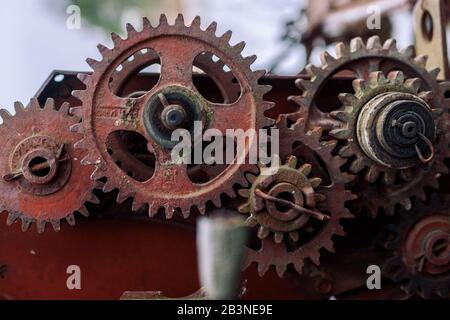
[0,0,415,111]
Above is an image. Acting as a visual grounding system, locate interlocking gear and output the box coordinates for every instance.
[71,14,274,218]
[290,35,450,217]
[383,196,450,299]
[0,98,99,233]
[240,115,355,276]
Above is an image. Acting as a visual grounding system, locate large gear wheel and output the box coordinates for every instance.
[239,115,355,276]
[107,48,241,182]
[331,71,450,216]
[0,98,99,233]
[290,35,450,217]
[72,14,274,218]
[383,196,450,299]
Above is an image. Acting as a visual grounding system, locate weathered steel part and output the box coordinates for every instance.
[73,15,274,219]
[414,0,450,80]
[239,115,355,276]
[333,71,450,217]
[107,49,242,181]
[291,35,444,129]
[0,98,99,233]
[383,197,450,299]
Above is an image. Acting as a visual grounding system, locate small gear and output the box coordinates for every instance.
[239,115,355,276]
[290,35,450,217]
[383,196,450,299]
[72,14,274,218]
[0,98,99,233]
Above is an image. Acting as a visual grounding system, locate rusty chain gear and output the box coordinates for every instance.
[383,196,450,299]
[239,115,355,276]
[290,35,450,217]
[0,98,99,233]
[71,14,274,218]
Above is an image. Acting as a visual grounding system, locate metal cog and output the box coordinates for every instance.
[383,196,450,299]
[289,35,450,217]
[239,115,355,276]
[0,98,99,233]
[107,48,241,182]
[72,14,274,219]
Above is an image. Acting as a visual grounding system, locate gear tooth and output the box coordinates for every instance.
[366,35,382,49]
[404,78,421,93]
[418,91,433,101]
[320,51,336,66]
[6,212,19,226]
[69,123,82,133]
[59,102,70,115]
[212,196,222,208]
[142,17,152,29]
[36,220,46,234]
[337,143,353,157]
[257,226,270,239]
[275,263,287,277]
[220,30,232,43]
[238,188,250,198]
[299,163,312,176]
[330,110,350,122]
[383,38,397,52]
[125,23,137,36]
[382,170,396,185]
[86,58,100,70]
[335,42,349,58]
[78,205,90,217]
[325,240,335,253]
[314,193,327,203]
[116,190,129,204]
[437,286,449,298]
[226,187,236,199]
[197,204,206,215]
[338,92,357,105]
[102,180,115,193]
[350,37,365,52]
[131,198,144,211]
[309,177,322,188]
[274,232,283,244]
[69,106,82,118]
[421,286,433,299]
[366,166,380,183]
[288,95,307,108]
[190,15,201,28]
[0,109,13,121]
[82,152,101,166]
[257,261,269,277]
[71,88,85,100]
[174,13,185,26]
[429,67,440,79]
[305,64,320,78]
[286,156,298,168]
[387,70,405,84]
[148,203,159,217]
[353,78,368,93]
[349,157,366,173]
[74,138,87,150]
[164,204,175,219]
[400,45,414,58]
[289,231,299,242]
[369,71,386,86]
[206,21,217,34]
[413,54,428,68]
[91,166,105,181]
[232,41,246,54]
[13,101,25,114]
[44,98,56,111]
[158,14,168,26]
[50,219,61,232]
[28,98,41,111]
[243,55,257,67]
[65,214,76,227]
[330,128,351,140]
[21,218,32,232]
[97,44,109,57]
[309,251,321,266]
[245,173,256,184]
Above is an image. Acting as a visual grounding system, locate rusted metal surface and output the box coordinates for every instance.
[0,99,99,233]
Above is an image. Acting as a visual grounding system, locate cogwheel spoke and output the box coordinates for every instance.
[155,40,199,88]
[206,97,253,134]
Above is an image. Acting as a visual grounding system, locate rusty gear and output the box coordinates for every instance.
[383,197,450,299]
[72,14,274,218]
[240,115,355,276]
[0,98,99,233]
[290,35,450,217]
[107,49,241,181]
